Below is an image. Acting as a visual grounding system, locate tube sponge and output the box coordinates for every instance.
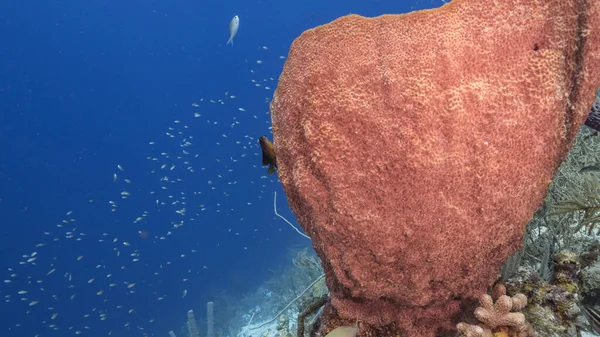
[187,309,200,337]
[206,302,214,337]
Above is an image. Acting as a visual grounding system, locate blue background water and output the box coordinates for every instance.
[0,0,444,336]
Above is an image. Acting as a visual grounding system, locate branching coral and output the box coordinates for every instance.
[457,284,535,337]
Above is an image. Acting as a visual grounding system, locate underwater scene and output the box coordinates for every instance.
[2,0,600,336]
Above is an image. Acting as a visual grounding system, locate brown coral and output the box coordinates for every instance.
[457,284,533,337]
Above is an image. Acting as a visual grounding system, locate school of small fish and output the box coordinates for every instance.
[0,38,289,337]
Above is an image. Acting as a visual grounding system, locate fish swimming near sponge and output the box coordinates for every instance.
[324,325,358,337]
[259,136,277,175]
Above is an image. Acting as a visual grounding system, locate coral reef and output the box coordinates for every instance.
[270,0,600,335]
[503,124,600,285]
[231,248,326,337]
[297,295,328,337]
[580,244,600,334]
[276,314,294,337]
[505,251,585,337]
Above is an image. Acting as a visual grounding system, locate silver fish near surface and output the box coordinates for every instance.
[227,15,239,46]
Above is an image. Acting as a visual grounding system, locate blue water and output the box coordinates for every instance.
[0,0,445,336]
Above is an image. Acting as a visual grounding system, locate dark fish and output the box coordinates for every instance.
[580,165,600,173]
[585,92,600,132]
[259,136,277,175]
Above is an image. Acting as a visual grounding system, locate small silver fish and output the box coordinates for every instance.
[227,15,239,46]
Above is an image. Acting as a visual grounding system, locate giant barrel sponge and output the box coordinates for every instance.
[270,0,600,336]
